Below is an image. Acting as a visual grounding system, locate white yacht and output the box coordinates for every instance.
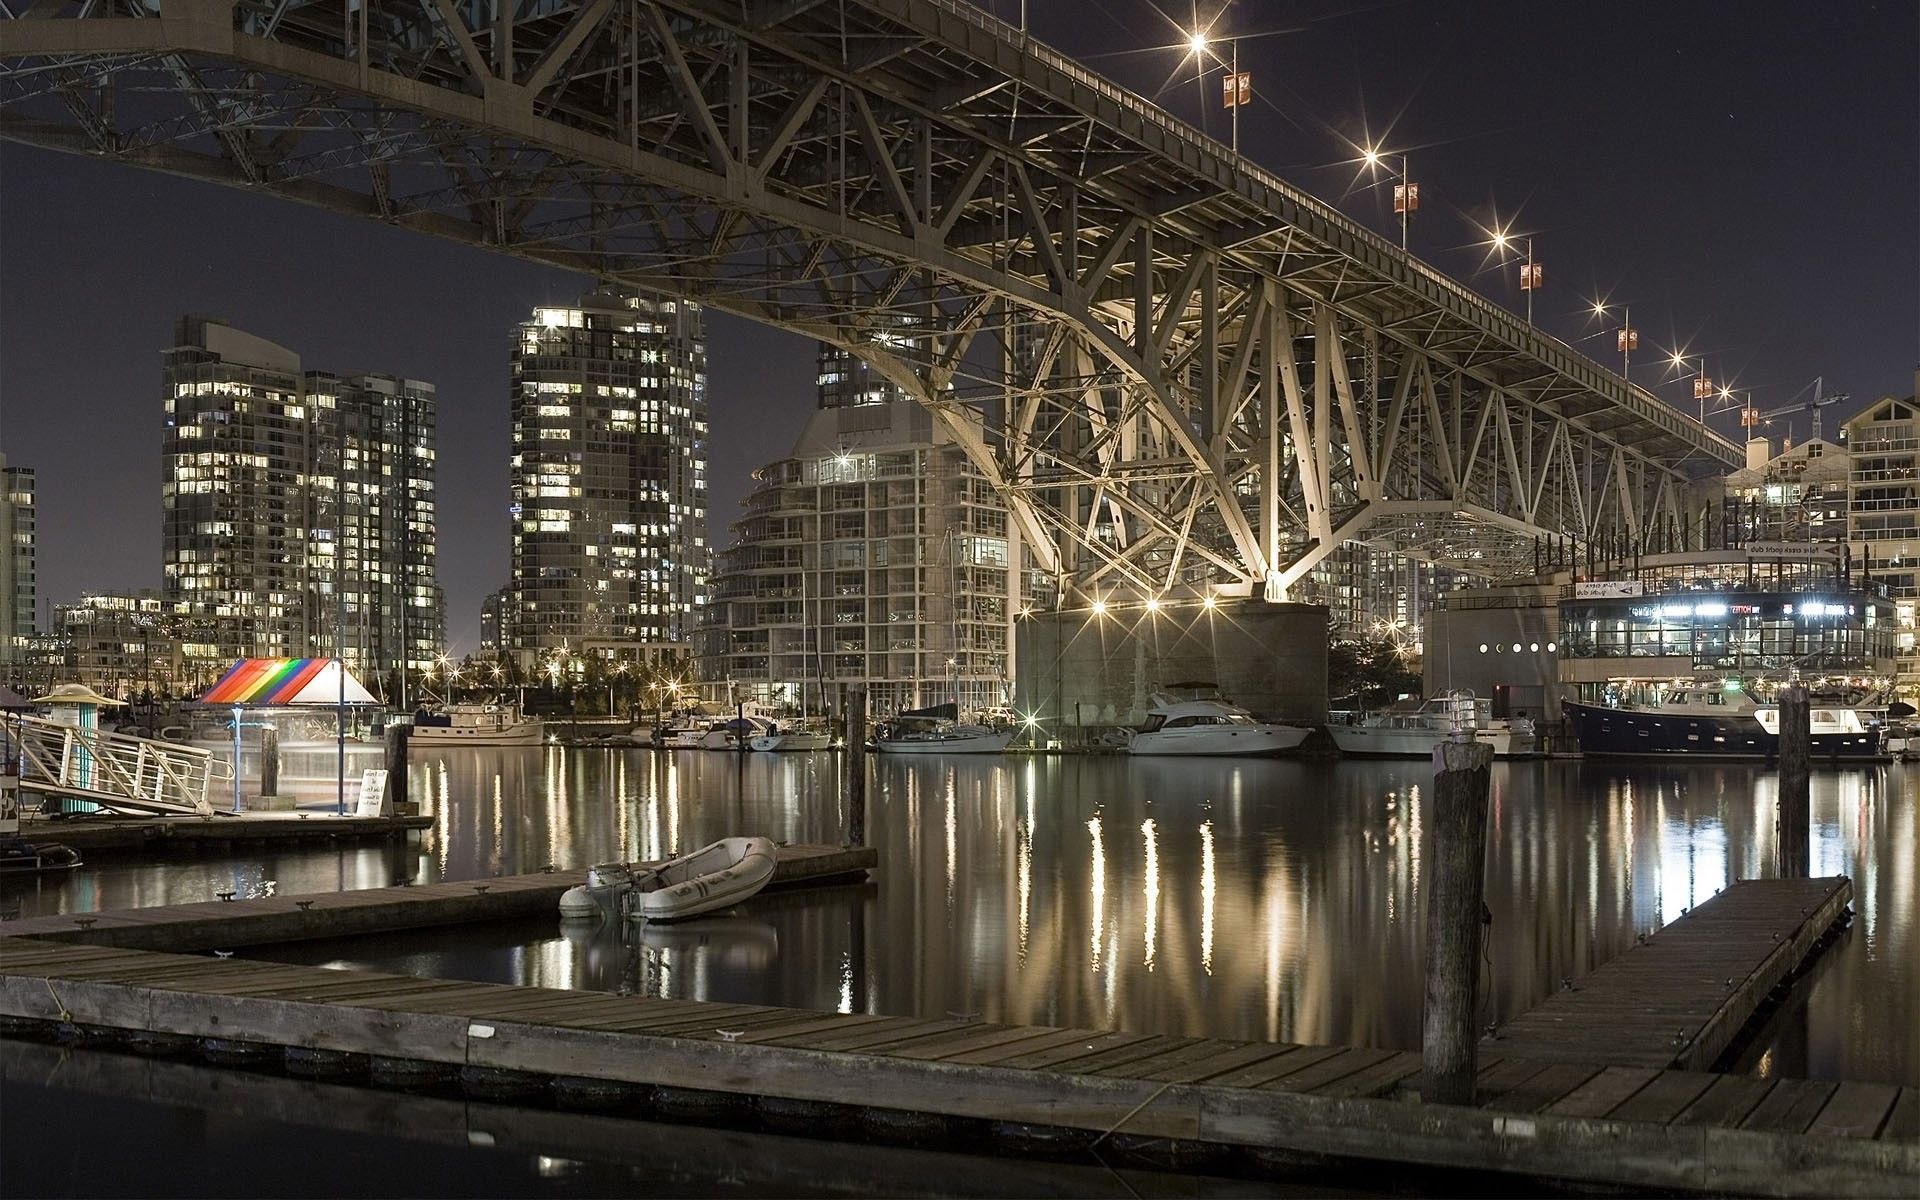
[872,704,1014,754]
[750,722,833,752]
[1126,694,1311,757]
[700,713,779,750]
[408,704,544,747]
[1326,694,1536,759]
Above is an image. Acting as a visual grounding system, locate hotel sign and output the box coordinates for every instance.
[1574,581,1643,598]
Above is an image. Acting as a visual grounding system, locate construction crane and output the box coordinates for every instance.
[1741,377,1851,446]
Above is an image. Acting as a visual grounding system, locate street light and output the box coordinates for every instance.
[1493,230,1542,325]
[1363,146,1416,250]
[1186,28,1253,152]
[1592,300,1636,376]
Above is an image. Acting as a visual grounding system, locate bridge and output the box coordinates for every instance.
[0,0,1742,602]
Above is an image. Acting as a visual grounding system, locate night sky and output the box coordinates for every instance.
[0,0,1913,649]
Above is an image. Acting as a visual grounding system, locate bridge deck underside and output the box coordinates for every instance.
[0,0,1740,596]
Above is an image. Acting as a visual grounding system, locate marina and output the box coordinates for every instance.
[0,870,1909,1196]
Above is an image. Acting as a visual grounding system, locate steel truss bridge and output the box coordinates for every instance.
[0,0,1742,602]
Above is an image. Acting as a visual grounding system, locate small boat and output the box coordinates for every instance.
[409,703,544,747]
[1126,691,1311,757]
[872,703,1014,754]
[1327,693,1537,759]
[750,722,832,752]
[558,838,779,923]
[0,838,83,876]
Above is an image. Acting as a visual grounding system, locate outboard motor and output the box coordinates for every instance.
[558,862,636,920]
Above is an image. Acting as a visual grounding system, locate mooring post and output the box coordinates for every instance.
[258,724,280,801]
[1423,732,1494,1106]
[846,685,867,846]
[381,722,410,816]
[1777,683,1811,878]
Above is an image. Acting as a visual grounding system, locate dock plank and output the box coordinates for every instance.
[1672,1074,1778,1128]
[1883,1087,1919,1141]
[1542,1066,1659,1118]
[1741,1080,1839,1135]
[1485,877,1852,1072]
[1807,1082,1900,1139]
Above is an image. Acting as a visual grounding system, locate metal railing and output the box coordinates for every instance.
[9,716,227,817]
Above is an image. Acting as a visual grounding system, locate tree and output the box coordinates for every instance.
[1328,638,1423,711]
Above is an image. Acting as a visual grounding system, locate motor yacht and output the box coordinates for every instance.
[872,703,1014,754]
[409,703,543,747]
[1125,694,1310,757]
[1326,694,1537,759]
[1565,686,1884,760]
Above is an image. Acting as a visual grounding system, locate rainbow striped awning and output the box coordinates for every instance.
[198,658,378,706]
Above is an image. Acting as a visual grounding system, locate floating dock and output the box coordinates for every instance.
[0,844,876,951]
[1488,876,1853,1070]
[0,871,1908,1195]
[18,812,434,857]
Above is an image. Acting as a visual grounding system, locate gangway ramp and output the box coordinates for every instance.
[8,716,228,817]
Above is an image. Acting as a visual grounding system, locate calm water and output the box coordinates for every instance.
[6,746,1913,1086]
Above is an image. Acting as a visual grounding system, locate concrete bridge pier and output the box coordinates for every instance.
[1013,600,1329,744]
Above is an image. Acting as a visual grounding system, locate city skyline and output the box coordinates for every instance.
[0,0,1914,649]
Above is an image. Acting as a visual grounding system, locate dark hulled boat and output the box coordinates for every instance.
[1564,687,1884,761]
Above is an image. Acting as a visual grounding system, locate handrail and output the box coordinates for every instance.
[10,716,218,816]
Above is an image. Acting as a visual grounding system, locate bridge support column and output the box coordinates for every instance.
[1013,599,1328,743]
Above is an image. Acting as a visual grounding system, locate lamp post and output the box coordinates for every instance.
[1492,230,1541,325]
[1363,148,1416,250]
[1187,30,1253,154]
[1594,300,1636,377]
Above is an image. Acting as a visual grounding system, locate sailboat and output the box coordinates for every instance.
[753,552,835,751]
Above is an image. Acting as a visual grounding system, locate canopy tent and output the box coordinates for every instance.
[198,658,377,707]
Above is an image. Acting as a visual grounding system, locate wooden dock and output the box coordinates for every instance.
[0,844,876,952]
[0,933,1910,1196]
[19,812,434,857]
[1487,876,1853,1070]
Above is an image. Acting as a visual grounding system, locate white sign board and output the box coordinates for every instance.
[1574,580,1642,598]
[356,769,390,817]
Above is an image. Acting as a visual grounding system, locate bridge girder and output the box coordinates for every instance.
[0,0,1742,600]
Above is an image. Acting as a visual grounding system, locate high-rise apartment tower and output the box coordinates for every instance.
[507,287,708,668]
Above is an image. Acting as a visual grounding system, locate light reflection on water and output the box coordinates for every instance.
[3,747,1913,1084]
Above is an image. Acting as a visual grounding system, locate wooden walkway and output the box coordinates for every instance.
[1488,876,1853,1070]
[0,933,1911,1195]
[0,844,876,952]
[20,811,434,856]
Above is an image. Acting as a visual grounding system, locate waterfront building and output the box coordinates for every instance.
[304,370,444,689]
[43,589,253,698]
[1722,436,1850,545]
[696,340,1031,716]
[1842,372,1920,695]
[0,452,34,670]
[1297,544,1459,651]
[163,316,312,660]
[162,316,445,684]
[479,586,511,657]
[506,288,708,671]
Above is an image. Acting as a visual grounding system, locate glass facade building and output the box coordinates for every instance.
[0,452,34,669]
[161,317,445,684]
[507,288,708,668]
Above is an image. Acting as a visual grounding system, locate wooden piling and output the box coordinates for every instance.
[1777,684,1810,878]
[847,685,867,847]
[1423,733,1494,1106]
[382,723,410,814]
[258,725,280,799]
